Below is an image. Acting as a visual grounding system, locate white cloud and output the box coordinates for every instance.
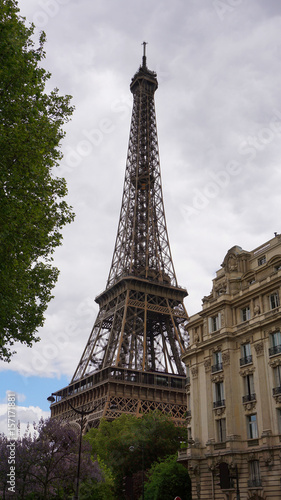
[0,404,50,437]
[1,0,281,385]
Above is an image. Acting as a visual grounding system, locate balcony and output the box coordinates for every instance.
[273,386,281,396]
[240,355,252,366]
[211,362,223,373]
[269,344,281,357]
[213,399,225,408]
[242,393,256,403]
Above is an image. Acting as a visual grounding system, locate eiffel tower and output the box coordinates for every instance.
[49,44,189,429]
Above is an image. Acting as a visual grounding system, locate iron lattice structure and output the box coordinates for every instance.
[50,48,189,428]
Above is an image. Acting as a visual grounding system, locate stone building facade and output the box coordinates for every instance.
[179,234,281,499]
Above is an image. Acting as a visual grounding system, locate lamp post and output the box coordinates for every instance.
[47,394,103,500]
[129,442,144,500]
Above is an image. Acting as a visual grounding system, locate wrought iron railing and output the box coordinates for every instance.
[240,355,252,366]
[211,362,223,373]
[213,399,225,408]
[269,344,281,356]
[242,393,256,403]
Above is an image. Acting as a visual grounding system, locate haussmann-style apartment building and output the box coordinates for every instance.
[179,234,281,500]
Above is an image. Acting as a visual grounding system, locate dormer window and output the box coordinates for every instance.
[208,313,222,333]
[258,255,266,266]
[269,292,280,310]
[241,306,250,322]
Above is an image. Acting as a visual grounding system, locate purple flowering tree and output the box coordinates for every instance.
[0,418,101,499]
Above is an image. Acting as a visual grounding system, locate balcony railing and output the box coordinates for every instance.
[240,355,252,366]
[211,362,223,373]
[242,393,256,403]
[248,479,262,488]
[273,386,281,396]
[213,399,225,408]
[269,344,281,357]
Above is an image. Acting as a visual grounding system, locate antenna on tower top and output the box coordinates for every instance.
[142,41,147,69]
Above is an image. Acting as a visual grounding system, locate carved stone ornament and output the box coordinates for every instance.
[211,373,224,383]
[263,450,273,466]
[247,452,257,462]
[227,254,238,272]
[214,407,225,417]
[244,402,256,413]
[191,366,198,379]
[254,303,260,316]
[204,359,211,372]
[222,352,230,366]
[212,344,222,353]
[275,395,281,404]
[193,332,200,344]
[269,358,281,368]
[254,341,264,356]
[239,366,255,377]
[267,326,281,335]
[188,461,199,475]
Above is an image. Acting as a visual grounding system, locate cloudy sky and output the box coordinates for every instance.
[1,0,281,435]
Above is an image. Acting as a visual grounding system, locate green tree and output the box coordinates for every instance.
[0,0,74,361]
[144,454,191,500]
[85,411,187,498]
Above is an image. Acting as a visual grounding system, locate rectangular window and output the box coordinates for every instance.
[241,306,250,322]
[271,330,281,347]
[213,381,225,407]
[212,351,223,372]
[276,409,281,434]
[240,343,252,365]
[208,313,221,333]
[258,255,266,266]
[216,418,226,442]
[277,409,281,434]
[243,374,255,402]
[249,460,261,487]
[269,292,280,310]
[214,351,222,364]
[274,365,281,387]
[247,414,258,439]
[269,331,281,356]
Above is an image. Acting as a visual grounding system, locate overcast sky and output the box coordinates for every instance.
[1,0,281,435]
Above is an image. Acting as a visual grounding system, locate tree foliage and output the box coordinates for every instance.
[0,0,74,361]
[0,418,101,499]
[144,454,191,500]
[85,411,188,498]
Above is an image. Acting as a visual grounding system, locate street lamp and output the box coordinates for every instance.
[129,442,144,500]
[47,394,103,500]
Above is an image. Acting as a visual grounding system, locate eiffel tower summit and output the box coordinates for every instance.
[49,44,189,429]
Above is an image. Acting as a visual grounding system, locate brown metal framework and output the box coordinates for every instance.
[50,48,189,428]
